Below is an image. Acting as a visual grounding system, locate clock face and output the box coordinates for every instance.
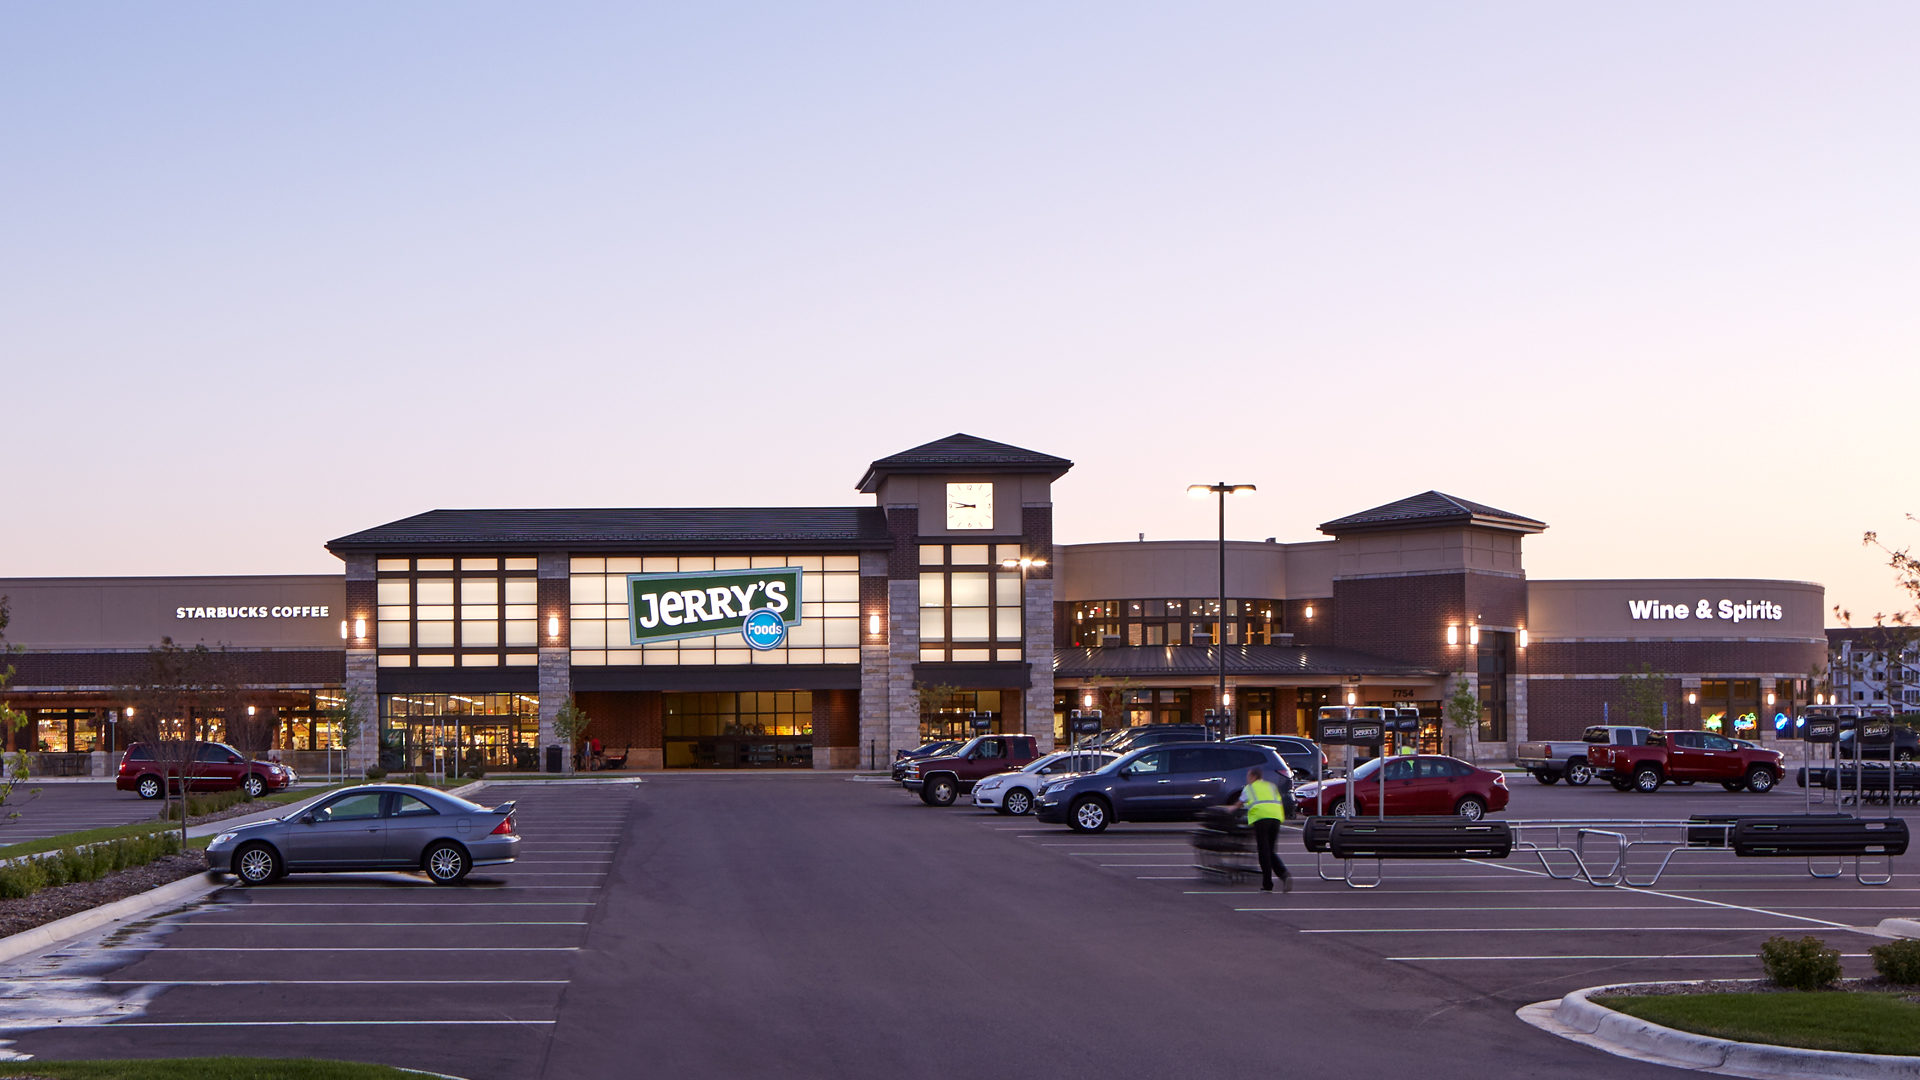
[945,482,994,530]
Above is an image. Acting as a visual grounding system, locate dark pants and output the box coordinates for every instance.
[1253,818,1288,887]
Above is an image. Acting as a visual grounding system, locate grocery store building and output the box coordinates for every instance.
[0,435,1830,772]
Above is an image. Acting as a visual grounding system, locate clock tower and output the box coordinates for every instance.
[857,434,1074,758]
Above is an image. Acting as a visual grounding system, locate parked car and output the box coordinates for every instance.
[1837,723,1919,761]
[1033,742,1289,833]
[891,740,962,782]
[902,734,1041,805]
[117,741,295,800]
[1292,754,1509,820]
[1103,723,1210,755]
[1516,725,1651,786]
[1589,729,1786,793]
[206,784,519,885]
[971,750,1119,815]
[1226,734,1328,781]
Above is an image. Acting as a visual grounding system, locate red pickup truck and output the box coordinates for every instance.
[902,734,1040,806]
[1588,729,1784,794]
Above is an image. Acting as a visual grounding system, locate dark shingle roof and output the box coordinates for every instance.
[327,507,891,554]
[858,433,1072,492]
[1053,645,1436,679]
[1319,491,1546,536]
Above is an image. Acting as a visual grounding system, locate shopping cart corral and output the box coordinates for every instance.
[1510,814,1910,888]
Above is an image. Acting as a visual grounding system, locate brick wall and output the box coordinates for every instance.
[1529,640,1826,677]
[1284,599,1333,646]
[573,691,663,770]
[813,688,859,768]
[1526,678,1688,741]
[1332,574,1468,669]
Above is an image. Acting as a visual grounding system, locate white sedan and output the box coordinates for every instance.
[972,750,1119,815]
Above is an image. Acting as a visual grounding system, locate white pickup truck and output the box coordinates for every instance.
[1516,725,1652,785]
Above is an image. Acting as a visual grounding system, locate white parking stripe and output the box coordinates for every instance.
[186,921,589,927]
[109,946,580,952]
[97,980,570,986]
[1299,926,1814,933]
[1388,953,1874,962]
[99,1020,558,1027]
[1457,857,1870,933]
[228,902,594,907]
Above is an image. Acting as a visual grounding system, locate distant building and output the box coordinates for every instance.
[1826,627,1920,713]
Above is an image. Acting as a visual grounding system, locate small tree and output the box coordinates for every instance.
[322,685,369,778]
[207,646,274,757]
[1444,674,1480,760]
[1617,662,1672,729]
[552,697,592,772]
[0,598,38,817]
[123,638,216,845]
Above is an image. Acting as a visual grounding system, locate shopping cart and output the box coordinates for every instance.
[1191,805,1257,882]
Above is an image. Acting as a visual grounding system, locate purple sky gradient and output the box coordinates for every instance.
[4,4,1916,625]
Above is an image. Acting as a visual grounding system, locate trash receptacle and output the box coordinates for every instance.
[545,745,564,773]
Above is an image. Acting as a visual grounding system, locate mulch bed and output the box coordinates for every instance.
[0,853,210,939]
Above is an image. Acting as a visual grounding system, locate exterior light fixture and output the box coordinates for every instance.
[1346,691,1357,705]
[1688,692,1698,705]
[246,705,256,716]
[1518,628,1528,649]
[1304,605,1314,620]
[1223,691,1232,707]
[868,613,881,635]
[125,707,135,718]
[1082,693,1093,709]
[1446,625,1459,646]
[354,617,367,640]
[1766,691,1776,707]
[1468,625,1480,647]
[340,620,348,640]
[547,615,561,639]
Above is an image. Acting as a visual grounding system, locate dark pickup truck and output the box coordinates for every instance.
[902,734,1040,806]
[1589,729,1785,794]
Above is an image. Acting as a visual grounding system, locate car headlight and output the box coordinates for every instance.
[975,776,1004,791]
[211,832,237,847]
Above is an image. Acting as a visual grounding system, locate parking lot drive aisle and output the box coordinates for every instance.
[0,781,637,1080]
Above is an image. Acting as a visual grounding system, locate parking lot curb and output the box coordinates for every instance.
[1877,918,1920,939]
[1520,982,1920,1079]
[0,871,225,970]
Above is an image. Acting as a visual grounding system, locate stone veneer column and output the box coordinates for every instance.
[886,578,921,758]
[1508,666,1528,753]
[538,551,572,773]
[1025,576,1055,754]
[854,550,891,771]
[342,553,379,773]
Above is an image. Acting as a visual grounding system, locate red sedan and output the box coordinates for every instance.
[1295,754,1509,820]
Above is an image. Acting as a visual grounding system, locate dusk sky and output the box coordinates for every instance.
[5,4,1916,625]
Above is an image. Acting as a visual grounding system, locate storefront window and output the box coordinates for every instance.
[570,554,859,667]
[919,545,1024,663]
[919,690,1004,742]
[1063,598,1281,648]
[664,691,813,768]
[381,693,540,771]
[375,556,539,669]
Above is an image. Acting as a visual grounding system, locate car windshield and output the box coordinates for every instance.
[1348,758,1384,781]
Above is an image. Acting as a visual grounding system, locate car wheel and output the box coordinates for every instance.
[1745,767,1776,794]
[234,842,280,886]
[1609,776,1633,792]
[1068,796,1110,833]
[1898,750,1914,762]
[1565,760,1594,786]
[1454,796,1487,821]
[423,842,471,884]
[1533,770,1559,786]
[1332,800,1358,819]
[1632,765,1663,793]
[242,774,267,798]
[1002,788,1033,816]
[925,777,958,807]
[136,775,163,800]
[1721,780,1746,792]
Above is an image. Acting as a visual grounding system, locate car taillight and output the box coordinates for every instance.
[491,815,516,836]
[1493,773,1508,786]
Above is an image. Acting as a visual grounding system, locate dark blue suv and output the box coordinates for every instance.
[1033,742,1289,833]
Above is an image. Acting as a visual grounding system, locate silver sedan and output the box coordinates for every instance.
[206,783,521,886]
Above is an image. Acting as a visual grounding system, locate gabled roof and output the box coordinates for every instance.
[327,507,892,554]
[1318,491,1546,537]
[1053,644,1436,679]
[857,433,1072,492]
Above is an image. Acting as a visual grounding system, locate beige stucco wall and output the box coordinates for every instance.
[1332,527,1526,580]
[1527,578,1826,642]
[0,576,347,651]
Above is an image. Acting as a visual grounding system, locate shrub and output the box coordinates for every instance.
[410,771,429,787]
[364,764,387,780]
[0,860,47,900]
[462,750,486,780]
[1871,939,1920,985]
[1760,935,1842,990]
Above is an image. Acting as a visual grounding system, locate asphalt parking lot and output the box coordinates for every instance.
[0,782,170,846]
[0,772,1911,1079]
[0,780,635,1079]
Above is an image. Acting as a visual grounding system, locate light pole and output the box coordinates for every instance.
[1187,482,1255,739]
[1001,554,1048,746]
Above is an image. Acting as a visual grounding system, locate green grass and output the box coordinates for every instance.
[0,822,178,862]
[0,1058,434,1079]
[1595,992,1920,1056]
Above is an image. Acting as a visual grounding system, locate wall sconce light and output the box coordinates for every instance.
[246,705,256,717]
[1766,692,1776,707]
[869,613,881,635]
[125,707,135,718]
[1223,691,1232,707]
[547,615,561,639]
[1468,624,1480,647]
[354,617,367,640]
[1518,628,1528,649]
[1346,690,1357,705]
[1081,693,1093,709]
[1446,625,1459,646]
[1688,692,1698,705]
[340,620,349,640]
[1304,605,1314,620]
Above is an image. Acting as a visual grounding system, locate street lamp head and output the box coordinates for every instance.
[1229,484,1256,496]
[1187,485,1212,498]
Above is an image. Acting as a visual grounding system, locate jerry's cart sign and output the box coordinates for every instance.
[627,567,802,649]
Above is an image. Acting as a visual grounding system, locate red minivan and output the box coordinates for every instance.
[116,741,295,800]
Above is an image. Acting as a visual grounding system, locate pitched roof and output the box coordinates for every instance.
[1052,644,1436,679]
[327,507,892,554]
[1318,491,1546,536]
[858,433,1073,492]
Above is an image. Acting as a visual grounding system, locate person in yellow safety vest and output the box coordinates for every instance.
[1231,767,1292,893]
